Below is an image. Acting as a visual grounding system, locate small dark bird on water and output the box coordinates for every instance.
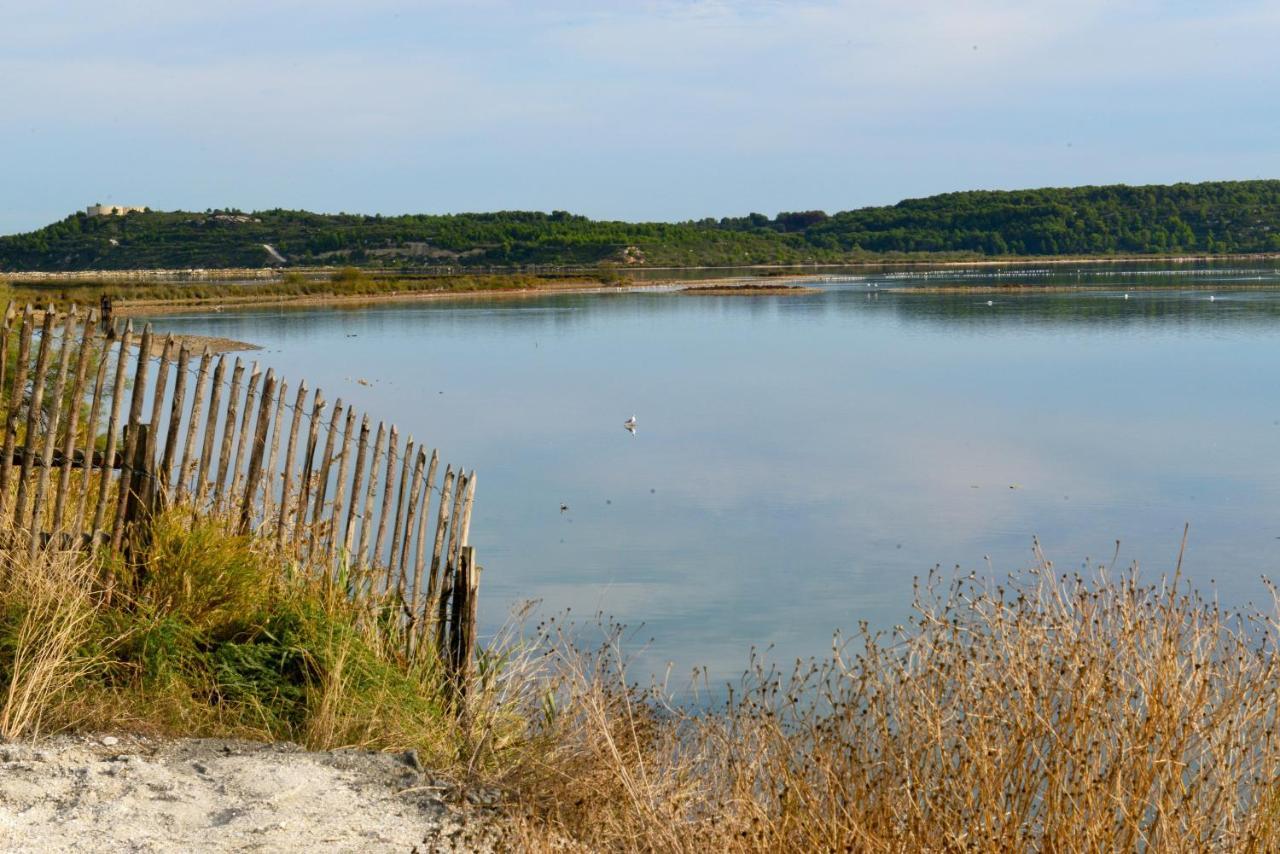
[560,504,569,513]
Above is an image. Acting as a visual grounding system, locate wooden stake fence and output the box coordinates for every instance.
[0,304,480,675]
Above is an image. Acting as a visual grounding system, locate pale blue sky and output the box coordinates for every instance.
[2,1,1278,235]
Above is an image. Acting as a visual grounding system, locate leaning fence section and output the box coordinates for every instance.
[0,303,480,669]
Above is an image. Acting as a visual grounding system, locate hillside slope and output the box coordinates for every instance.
[3,180,1279,271]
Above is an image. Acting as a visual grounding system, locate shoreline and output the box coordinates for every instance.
[144,332,261,355]
[679,283,822,296]
[114,277,811,318]
[109,271,1280,352]
[895,281,1280,295]
[6,250,1280,285]
[113,269,1280,320]
[115,279,642,316]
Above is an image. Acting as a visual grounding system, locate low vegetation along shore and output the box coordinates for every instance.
[0,269,828,334]
[0,268,629,314]
[5,506,1280,849]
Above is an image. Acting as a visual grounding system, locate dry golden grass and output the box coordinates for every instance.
[7,505,1280,852]
[461,543,1280,852]
[0,550,104,739]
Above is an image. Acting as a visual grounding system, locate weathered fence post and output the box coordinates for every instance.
[194,355,227,504]
[293,389,326,558]
[50,309,98,544]
[90,320,134,546]
[277,381,308,546]
[342,416,370,562]
[356,422,386,572]
[229,361,261,501]
[261,378,286,521]
[213,357,245,510]
[111,323,153,551]
[24,309,77,550]
[448,545,481,703]
[240,370,277,535]
[426,465,456,648]
[308,397,343,563]
[386,435,415,595]
[176,348,213,504]
[72,349,111,545]
[0,305,34,525]
[406,449,439,651]
[121,422,156,560]
[139,336,173,517]
[159,346,191,505]
[0,303,14,452]
[326,407,357,572]
[13,308,57,535]
[372,425,399,580]
[435,470,468,651]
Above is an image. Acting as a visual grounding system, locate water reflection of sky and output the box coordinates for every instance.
[145,268,1280,686]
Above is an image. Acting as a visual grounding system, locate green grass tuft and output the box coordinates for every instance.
[0,509,457,751]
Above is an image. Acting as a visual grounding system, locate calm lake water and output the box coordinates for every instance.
[145,263,1280,686]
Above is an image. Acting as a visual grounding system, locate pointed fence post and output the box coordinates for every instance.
[111,323,153,551]
[14,308,58,533]
[448,546,481,704]
[240,370,277,535]
[28,308,80,550]
[0,306,35,524]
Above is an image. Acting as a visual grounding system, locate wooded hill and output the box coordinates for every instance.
[3,179,1279,271]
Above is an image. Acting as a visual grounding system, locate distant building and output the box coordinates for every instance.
[86,203,146,217]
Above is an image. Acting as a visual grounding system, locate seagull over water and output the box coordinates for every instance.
[624,414,637,434]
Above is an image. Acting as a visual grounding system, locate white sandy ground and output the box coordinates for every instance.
[0,736,499,853]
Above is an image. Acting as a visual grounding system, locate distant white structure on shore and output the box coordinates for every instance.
[86,203,146,217]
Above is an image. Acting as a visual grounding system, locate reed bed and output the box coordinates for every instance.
[463,546,1280,852]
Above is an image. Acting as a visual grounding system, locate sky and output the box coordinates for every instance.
[2,0,1279,235]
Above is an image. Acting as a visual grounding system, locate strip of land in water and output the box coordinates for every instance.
[679,284,822,296]
[1,270,827,318]
[4,255,1278,354]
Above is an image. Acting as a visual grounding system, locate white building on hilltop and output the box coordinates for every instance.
[87,203,146,217]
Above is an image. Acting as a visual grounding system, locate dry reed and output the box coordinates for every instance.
[0,549,104,739]
[463,544,1280,852]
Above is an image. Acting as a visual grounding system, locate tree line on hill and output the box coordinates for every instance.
[3,180,1279,271]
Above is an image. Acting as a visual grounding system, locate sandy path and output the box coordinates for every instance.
[0,736,496,853]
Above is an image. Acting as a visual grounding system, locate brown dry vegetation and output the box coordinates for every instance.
[5,513,1280,851]
[471,546,1280,851]
[0,269,622,313]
